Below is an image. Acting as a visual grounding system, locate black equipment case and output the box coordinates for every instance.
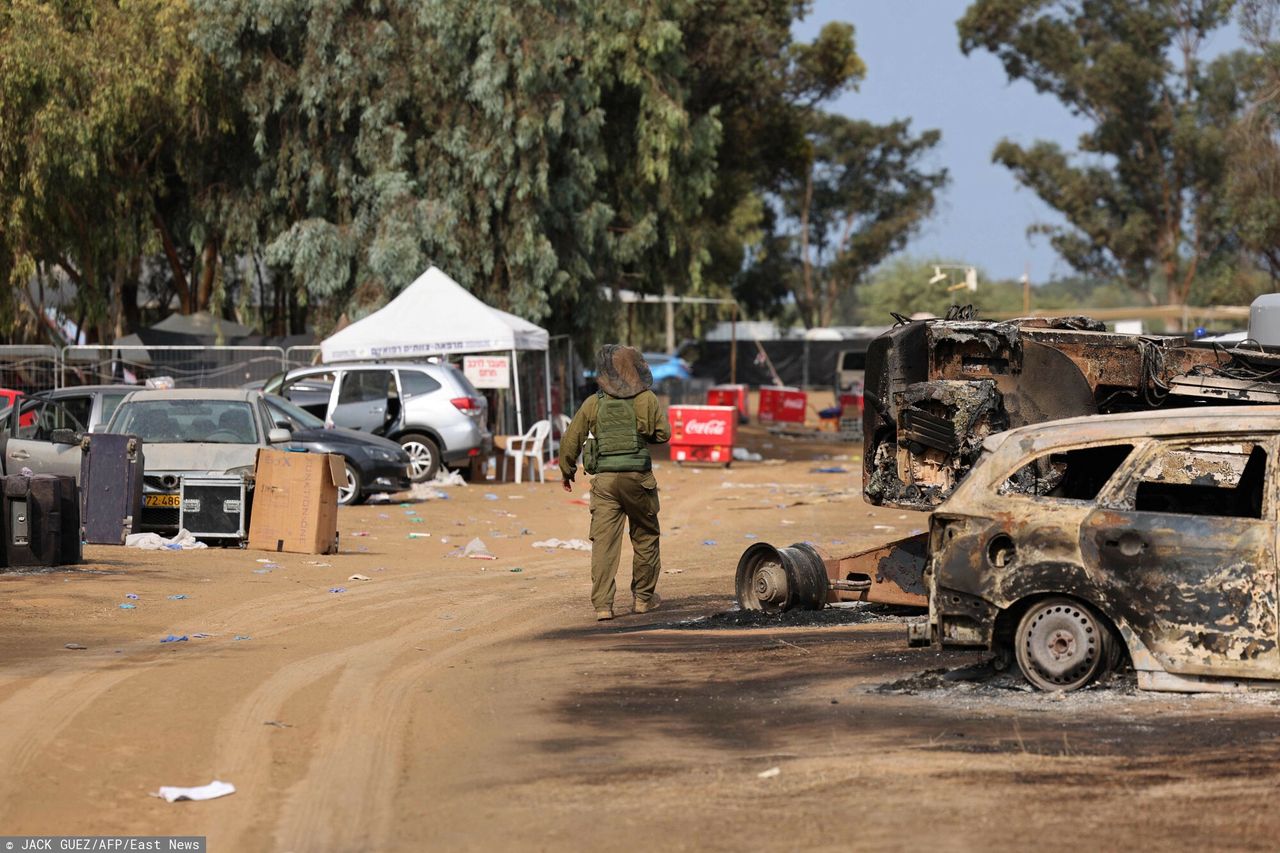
[3,473,81,567]
[79,433,145,545]
[180,476,250,543]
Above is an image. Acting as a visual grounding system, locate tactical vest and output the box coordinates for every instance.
[586,392,650,473]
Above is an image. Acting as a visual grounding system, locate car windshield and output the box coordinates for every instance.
[266,395,324,429]
[111,400,259,444]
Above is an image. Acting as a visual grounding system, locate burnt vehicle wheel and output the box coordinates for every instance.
[1014,597,1115,691]
[734,542,827,612]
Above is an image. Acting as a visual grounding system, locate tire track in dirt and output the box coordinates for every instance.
[264,591,555,852]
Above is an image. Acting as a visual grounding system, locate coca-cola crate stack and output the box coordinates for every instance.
[758,386,807,425]
[668,405,737,466]
[706,384,749,423]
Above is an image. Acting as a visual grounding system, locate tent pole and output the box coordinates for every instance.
[512,349,523,435]
[543,348,553,462]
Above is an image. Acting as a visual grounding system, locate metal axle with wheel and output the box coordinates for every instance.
[734,535,930,612]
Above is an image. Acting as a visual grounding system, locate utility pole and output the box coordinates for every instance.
[664,286,675,355]
[1022,264,1031,314]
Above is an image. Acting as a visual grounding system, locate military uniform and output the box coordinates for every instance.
[560,346,672,619]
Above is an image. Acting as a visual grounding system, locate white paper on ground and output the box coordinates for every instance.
[125,529,208,550]
[531,538,591,552]
[153,780,236,802]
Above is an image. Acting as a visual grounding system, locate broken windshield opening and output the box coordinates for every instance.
[998,444,1134,501]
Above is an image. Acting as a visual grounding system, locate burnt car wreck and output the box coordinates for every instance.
[907,406,1280,693]
[862,314,1280,511]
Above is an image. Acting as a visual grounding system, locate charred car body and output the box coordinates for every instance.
[862,315,1280,511]
[908,406,1280,693]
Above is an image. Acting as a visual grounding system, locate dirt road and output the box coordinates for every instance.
[3,430,1280,851]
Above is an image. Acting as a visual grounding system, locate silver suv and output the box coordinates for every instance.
[265,362,491,481]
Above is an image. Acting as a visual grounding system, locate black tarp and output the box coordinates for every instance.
[687,338,878,388]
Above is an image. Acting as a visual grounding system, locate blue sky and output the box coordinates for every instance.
[792,1,1241,284]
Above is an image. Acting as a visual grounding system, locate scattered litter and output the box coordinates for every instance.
[568,499,589,506]
[167,594,188,600]
[450,537,496,560]
[757,767,781,779]
[160,635,188,643]
[531,538,591,552]
[703,540,717,546]
[152,780,236,803]
[872,525,894,532]
[251,569,272,575]
[507,495,524,500]
[509,568,523,573]
[378,513,390,520]
[304,561,332,567]
[350,531,371,537]
[810,466,848,474]
[264,720,292,728]
[126,593,140,600]
[191,633,212,639]
[126,529,208,550]
[410,517,424,524]
[256,558,273,563]
[519,528,532,536]
[118,603,136,610]
[233,635,251,641]
[407,532,431,539]
[732,447,763,462]
[64,643,87,650]
[780,520,795,526]
[744,534,758,540]
[405,509,418,516]
[431,469,468,487]
[329,587,346,594]
[348,574,371,581]
[483,493,499,501]
[664,569,684,575]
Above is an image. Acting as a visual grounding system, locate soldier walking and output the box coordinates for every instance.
[559,345,671,620]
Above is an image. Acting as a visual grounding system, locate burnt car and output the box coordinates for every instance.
[909,406,1280,693]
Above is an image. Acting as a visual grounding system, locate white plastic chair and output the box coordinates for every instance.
[504,419,551,483]
[548,412,571,462]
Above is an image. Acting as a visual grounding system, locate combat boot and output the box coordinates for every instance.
[633,593,661,614]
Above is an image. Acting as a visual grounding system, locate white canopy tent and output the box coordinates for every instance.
[320,266,550,433]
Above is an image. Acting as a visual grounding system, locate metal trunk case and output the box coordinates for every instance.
[79,433,145,545]
[179,476,249,542]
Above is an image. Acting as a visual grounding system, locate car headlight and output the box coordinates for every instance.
[362,446,401,462]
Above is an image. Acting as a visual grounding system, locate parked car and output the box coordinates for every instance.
[263,394,411,505]
[30,384,135,432]
[1,395,87,480]
[264,362,491,482]
[104,389,304,532]
[579,351,693,399]
[910,406,1280,694]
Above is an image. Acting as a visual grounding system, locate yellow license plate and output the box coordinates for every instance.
[144,494,181,508]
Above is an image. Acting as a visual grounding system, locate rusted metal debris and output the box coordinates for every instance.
[735,534,928,612]
[861,315,1280,511]
[908,406,1280,693]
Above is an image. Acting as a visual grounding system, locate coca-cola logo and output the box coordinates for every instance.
[684,419,727,436]
[782,397,804,409]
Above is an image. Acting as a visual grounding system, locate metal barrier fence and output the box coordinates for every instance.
[60,346,287,389]
[0,346,60,394]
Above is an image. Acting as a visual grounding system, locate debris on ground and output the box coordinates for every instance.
[160,635,188,643]
[118,603,136,610]
[407,532,431,539]
[531,538,591,552]
[656,604,922,631]
[757,767,781,779]
[329,587,346,594]
[64,643,87,650]
[732,447,763,462]
[152,780,236,803]
[126,593,140,600]
[810,466,849,474]
[126,529,208,551]
[264,720,292,728]
[348,574,371,581]
[350,531,371,537]
[450,537,496,560]
[167,594,188,600]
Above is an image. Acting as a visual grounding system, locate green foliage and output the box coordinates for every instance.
[959,0,1246,306]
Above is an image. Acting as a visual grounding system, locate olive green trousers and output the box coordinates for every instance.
[588,471,661,612]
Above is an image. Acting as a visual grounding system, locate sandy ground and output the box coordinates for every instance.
[3,425,1280,852]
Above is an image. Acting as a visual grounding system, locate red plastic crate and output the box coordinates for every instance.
[706,384,749,422]
[668,405,737,465]
[758,386,807,425]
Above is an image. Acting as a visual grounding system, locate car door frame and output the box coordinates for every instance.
[1083,433,1280,680]
[4,398,86,481]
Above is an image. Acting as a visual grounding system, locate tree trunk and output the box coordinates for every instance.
[152,211,192,314]
[196,235,219,312]
[798,163,816,328]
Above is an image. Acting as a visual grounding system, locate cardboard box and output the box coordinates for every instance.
[248,449,343,554]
